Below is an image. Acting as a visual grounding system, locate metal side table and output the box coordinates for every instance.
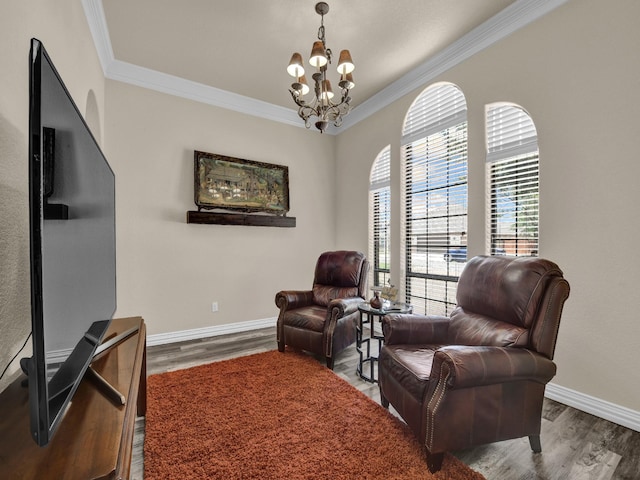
[356,302,412,383]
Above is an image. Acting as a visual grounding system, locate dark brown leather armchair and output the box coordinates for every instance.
[275,250,369,369]
[378,255,570,473]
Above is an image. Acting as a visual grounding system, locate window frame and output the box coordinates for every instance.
[401,83,468,316]
[486,103,539,258]
[368,146,391,289]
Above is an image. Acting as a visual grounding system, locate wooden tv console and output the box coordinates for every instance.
[0,317,146,480]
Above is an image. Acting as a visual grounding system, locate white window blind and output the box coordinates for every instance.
[486,104,539,257]
[486,105,538,162]
[402,84,468,316]
[369,146,391,289]
[403,84,467,143]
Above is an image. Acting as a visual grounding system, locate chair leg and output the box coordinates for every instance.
[325,356,334,370]
[529,435,542,453]
[379,389,389,408]
[277,339,285,352]
[426,452,444,473]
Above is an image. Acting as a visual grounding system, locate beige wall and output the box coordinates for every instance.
[0,0,106,391]
[336,0,640,412]
[104,81,336,335]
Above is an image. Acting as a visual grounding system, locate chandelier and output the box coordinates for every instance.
[286,2,355,133]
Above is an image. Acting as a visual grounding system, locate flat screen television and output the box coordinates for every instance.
[25,38,117,446]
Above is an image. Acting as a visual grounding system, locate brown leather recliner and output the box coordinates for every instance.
[378,255,570,473]
[275,250,369,369]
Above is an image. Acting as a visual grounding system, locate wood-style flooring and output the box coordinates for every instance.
[130,327,640,480]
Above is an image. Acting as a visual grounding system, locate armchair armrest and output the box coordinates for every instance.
[382,314,450,345]
[322,297,364,359]
[275,290,315,311]
[431,345,557,390]
[327,296,363,318]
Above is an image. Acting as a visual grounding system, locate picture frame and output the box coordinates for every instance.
[194,150,290,215]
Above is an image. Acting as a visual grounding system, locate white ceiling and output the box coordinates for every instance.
[101,0,515,108]
[85,0,565,130]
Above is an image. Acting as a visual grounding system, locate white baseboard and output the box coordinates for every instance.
[146,317,276,347]
[146,319,640,433]
[545,382,640,432]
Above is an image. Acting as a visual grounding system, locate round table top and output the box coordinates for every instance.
[358,302,413,315]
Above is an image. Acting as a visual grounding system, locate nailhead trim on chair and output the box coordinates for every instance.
[425,361,450,452]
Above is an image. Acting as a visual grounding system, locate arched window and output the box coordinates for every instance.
[369,146,391,289]
[402,83,468,315]
[486,104,539,257]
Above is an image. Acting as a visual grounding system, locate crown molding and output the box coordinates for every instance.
[106,59,302,127]
[83,0,568,135]
[340,0,569,131]
[81,0,114,75]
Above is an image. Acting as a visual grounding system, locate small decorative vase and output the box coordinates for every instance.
[370,291,382,309]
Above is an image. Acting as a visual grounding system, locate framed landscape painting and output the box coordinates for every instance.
[194,150,290,214]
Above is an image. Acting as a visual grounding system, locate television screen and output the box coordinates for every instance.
[27,38,116,446]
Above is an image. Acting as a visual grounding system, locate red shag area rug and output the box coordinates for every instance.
[144,350,485,480]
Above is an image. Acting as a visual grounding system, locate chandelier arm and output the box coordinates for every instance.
[289,89,309,108]
[325,93,351,112]
[297,104,321,122]
[325,103,344,120]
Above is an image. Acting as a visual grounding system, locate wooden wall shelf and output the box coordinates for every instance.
[187,211,296,227]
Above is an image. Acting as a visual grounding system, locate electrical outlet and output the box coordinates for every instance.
[211,302,219,313]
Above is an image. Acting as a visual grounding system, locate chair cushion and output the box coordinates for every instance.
[283,305,327,332]
[379,344,442,402]
[312,285,359,307]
